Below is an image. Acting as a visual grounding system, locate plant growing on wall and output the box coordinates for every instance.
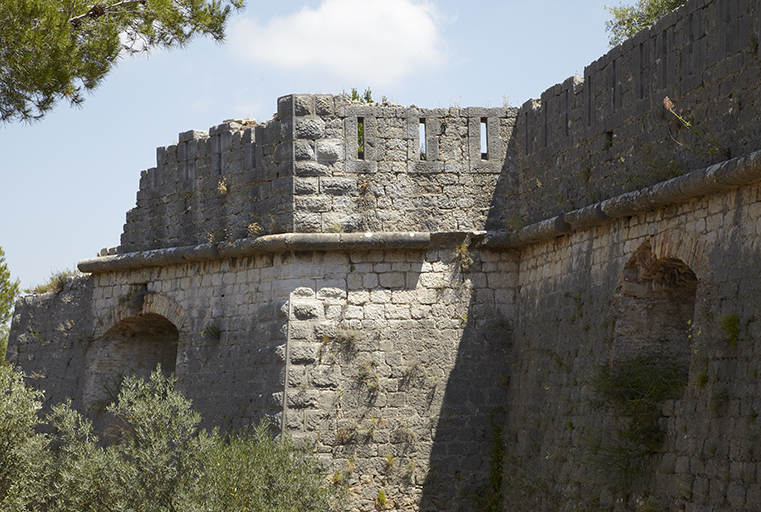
[721,313,740,348]
[201,321,222,341]
[23,268,79,295]
[663,97,726,157]
[585,352,687,492]
[453,240,473,271]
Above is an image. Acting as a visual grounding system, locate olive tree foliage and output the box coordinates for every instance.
[605,0,686,46]
[0,247,20,362]
[0,0,245,123]
[0,365,49,511]
[0,365,342,511]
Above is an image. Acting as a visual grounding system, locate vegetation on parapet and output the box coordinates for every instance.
[23,268,81,295]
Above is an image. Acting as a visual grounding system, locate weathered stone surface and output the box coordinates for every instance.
[14,5,761,511]
[295,117,325,139]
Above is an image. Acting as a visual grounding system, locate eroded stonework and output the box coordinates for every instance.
[10,0,761,510]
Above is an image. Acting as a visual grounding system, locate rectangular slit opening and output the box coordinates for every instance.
[688,13,694,76]
[357,117,365,160]
[638,42,645,100]
[586,75,593,127]
[419,119,426,161]
[564,89,570,137]
[611,59,617,110]
[480,118,488,159]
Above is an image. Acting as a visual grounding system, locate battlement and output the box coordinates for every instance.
[117,0,761,259]
[498,0,761,227]
[15,1,761,510]
[118,95,513,254]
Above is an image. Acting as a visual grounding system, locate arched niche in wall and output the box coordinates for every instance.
[82,312,179,428]
[612,239,698,365]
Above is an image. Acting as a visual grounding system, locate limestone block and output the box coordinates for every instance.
[270,392,284,408]
[294,177,318,195]
[379,272,405,289]
[289,323,314,341]
[293,161,331,177]
[273,142,292,164]
[293,212,322,233]
[345,306,363,319]
[293,95,315,116]
[284,411,303,430]
[385,305,411,320]
[321,177,357,195]
[287,389,319,409]
[309,366,341,388]
[317,287,346,301]
[314,95,334,116]
[291,300,323,320]
[747,483,761,509]
[312,322,337,340]
[305,409,332,431]
[316,140,343,161]
[293,140,315,161]
[347,272,363,290]
[295,196,332,213]
[348,291,370,305]
[295,117,325,140]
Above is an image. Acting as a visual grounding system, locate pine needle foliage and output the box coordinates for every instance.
[0,0,245,123]
[0,247,20,363]
[0,248,19,327]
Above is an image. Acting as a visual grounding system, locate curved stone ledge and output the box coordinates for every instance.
[78,232,431,273]
[79,150,761,268]
[483,149,761,250]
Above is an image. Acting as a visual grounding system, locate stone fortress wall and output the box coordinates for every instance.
[9,0,761,510]
[118,96,511,254]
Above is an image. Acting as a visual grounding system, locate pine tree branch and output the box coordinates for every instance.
[69,0,146,27]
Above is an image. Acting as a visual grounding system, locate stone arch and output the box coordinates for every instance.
[649,228,710,280]
[94,287,187,338]
[612,238,698,364]
[83,306,180,428]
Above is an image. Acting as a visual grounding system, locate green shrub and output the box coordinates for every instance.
[0,365,342,512]
[24,268,79,295]
[590,352,687,418]
[203,423,344,512]
[0,365,49,511]
[0,325,8,365]
[605,0,686,46]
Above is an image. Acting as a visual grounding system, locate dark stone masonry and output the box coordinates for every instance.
[9,0,761,509]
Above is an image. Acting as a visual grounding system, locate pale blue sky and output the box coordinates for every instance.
[1,0,612,290]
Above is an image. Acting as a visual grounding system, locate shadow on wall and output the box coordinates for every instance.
[82,312,179,435]
[418,252,514,512]
[417,230,708,510]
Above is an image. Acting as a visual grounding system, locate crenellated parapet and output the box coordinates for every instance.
[116,94,515,254]
[493,0,761,229]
